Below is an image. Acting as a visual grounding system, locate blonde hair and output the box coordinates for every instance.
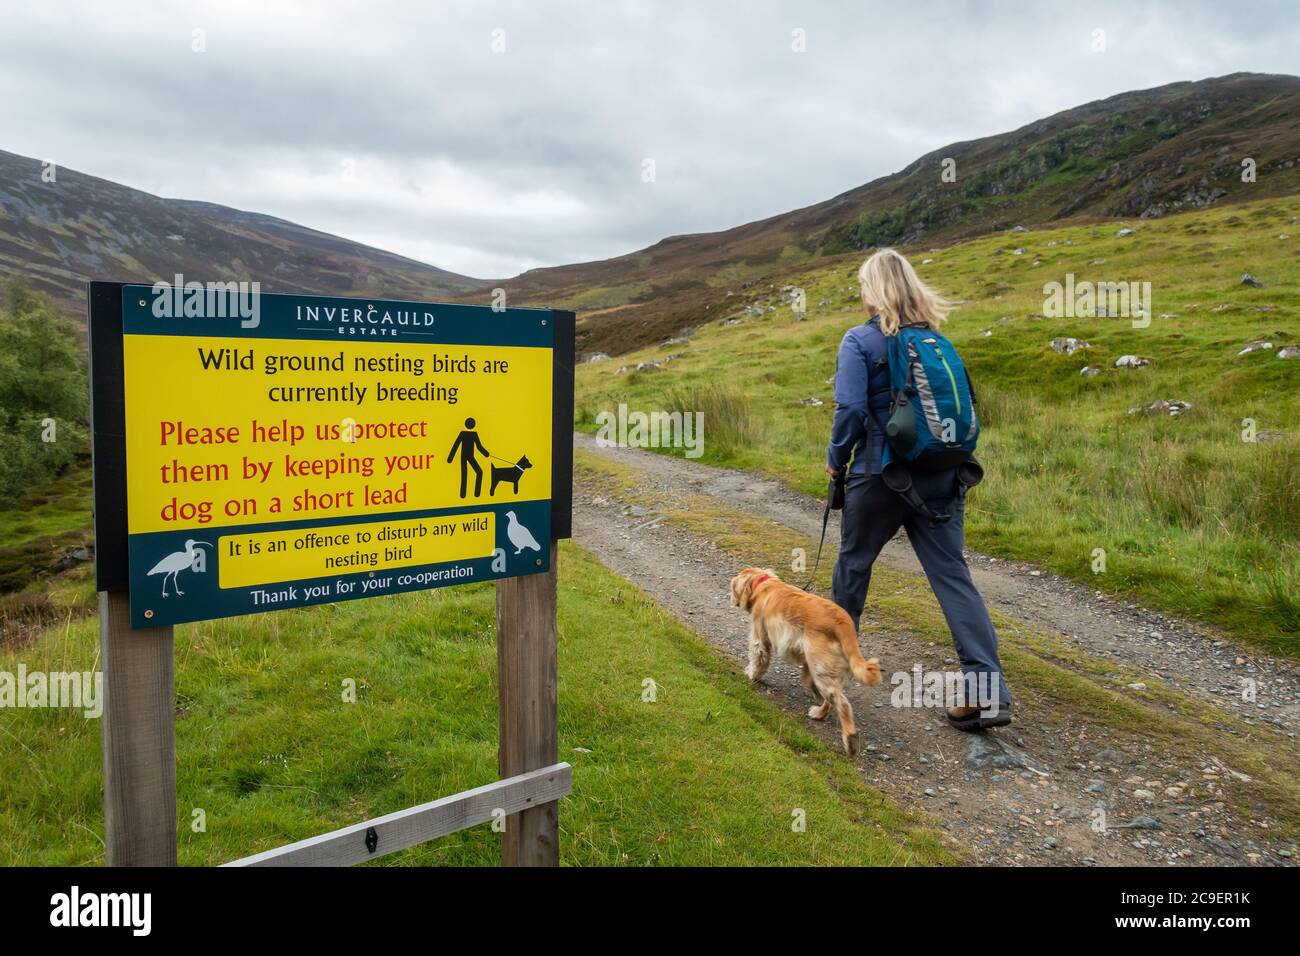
[857,248,953,335]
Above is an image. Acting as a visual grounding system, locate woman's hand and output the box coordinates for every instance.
[825,463,841,477]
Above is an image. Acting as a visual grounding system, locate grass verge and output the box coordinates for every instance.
[0,540,950,866]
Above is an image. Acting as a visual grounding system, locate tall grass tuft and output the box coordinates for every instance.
[1245,438,1300,543]
[661,383,758,457]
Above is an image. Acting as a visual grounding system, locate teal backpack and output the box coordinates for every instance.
[880,324,983,523]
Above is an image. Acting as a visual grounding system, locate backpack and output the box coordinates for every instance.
[882,324,979,470]
[878,324,983,524]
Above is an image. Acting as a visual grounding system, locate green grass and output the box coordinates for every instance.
[0,466,92,552]
[575,196,1300,654]
[0,541,949,867]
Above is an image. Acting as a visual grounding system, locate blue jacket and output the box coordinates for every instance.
[827,316,893,476]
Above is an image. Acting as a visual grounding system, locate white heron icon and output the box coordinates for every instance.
[147,539,213,597]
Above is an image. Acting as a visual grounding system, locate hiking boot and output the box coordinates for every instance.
[946,702,1013,732]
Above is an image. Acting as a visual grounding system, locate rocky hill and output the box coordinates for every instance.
[0,150,487,317]
[486,72,1300,355]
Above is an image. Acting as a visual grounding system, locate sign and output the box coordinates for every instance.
[89,283,574,628]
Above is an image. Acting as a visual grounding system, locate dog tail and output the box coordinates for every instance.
[837,618,882,687]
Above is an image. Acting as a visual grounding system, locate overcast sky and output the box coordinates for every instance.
[2,1,1296,279]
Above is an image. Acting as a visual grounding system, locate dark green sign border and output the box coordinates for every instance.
[88,281,574,629]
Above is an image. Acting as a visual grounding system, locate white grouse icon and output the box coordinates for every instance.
[505,511,541,555]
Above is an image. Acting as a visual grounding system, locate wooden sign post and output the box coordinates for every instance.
[496,541,560,866]
[88,281,574,867]
[99,592,177,866]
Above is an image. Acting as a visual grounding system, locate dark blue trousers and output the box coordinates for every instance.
[832,469,1011,705]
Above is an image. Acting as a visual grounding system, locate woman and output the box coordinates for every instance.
[826,248,1012,731]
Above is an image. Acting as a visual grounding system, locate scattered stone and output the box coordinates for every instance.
[1086,779,1106,793]
[1133,788,1156,801]
[1080,365,1101,378]
[800,397,824,407]
[1128,399,1191,417]
[966,735,1035,770]
[585,352,612,363]
[1277,346,1300,359]
[1094,748,1125,763]
[1126,682,1147,690]
[1118,815,1161,830]
[1114,354,1151,368]
[1240,273,1266,288]
[1050,337,1090,355]
[1238,340,1273,355]
[1116,227,1135,237]
[1205,837,1241,860]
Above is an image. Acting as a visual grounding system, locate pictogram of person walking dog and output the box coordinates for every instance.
[445,417,533,499]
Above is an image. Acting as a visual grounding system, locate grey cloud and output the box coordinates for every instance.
[1,0,1296,278]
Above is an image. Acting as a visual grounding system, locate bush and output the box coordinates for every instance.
[0,280,88,502]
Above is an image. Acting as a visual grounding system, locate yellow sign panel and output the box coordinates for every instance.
[218,513,496,589]
[122,335,552,535]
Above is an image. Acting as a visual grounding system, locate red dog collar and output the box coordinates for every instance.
[751,574,774,590]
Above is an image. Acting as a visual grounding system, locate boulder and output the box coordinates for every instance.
[1237,341,1272,356]
[1114,355,1151,368]
[1080,366,1102,378]
[1278,346,1300,359]
[1240,273,1266,288]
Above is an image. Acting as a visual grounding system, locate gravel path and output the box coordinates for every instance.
[572,433,1298,866]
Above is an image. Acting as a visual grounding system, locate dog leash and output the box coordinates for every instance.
[799,471,844,592]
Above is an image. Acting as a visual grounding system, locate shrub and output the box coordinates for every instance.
[0,280,88,502]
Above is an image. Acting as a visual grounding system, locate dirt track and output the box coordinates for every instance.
[572,432,1299,866]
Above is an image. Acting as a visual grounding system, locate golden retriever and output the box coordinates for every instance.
[729,568,881,754]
